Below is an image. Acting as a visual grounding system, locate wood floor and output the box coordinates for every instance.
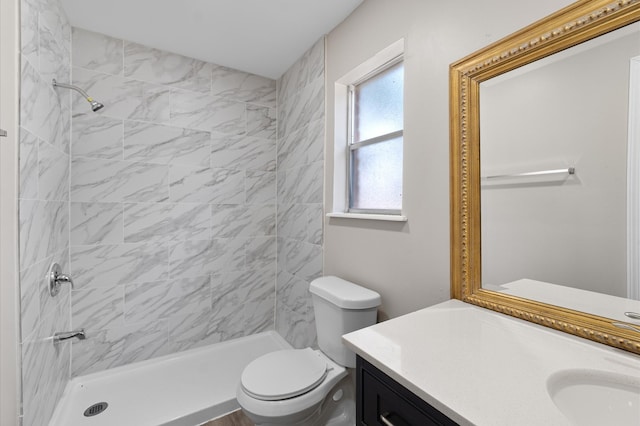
[201,409,254,426]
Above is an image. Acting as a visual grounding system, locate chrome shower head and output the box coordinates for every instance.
[52,79,105,112]
[90,100,104,112]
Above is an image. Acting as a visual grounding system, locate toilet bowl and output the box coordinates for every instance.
[236,349,349,425]
[236,276,381,426]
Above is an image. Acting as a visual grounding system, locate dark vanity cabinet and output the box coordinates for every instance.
[356,356,458,426]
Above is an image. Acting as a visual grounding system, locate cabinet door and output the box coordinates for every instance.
[357,356,458,426]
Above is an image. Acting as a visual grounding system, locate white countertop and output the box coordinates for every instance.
[342,299,640,426]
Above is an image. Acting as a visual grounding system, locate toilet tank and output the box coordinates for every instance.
[309,276,381,368]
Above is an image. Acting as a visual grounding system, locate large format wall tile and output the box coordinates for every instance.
[277,269,313,316]
[38,140,69,202]
[19,199,68,270]
[71,157,169,203]
[169,89,246,134]
[211,133,276,172]
[246,105,276,140]
[72,113,124,160]
[124,276,211,324]
[277,161,323,205]
[211,66,276,107]
[275,304,317,349]
[275,38,325,348]
[277,117,324,171]
[124,202,210,243]
[71,321,170,376]
[19,128,39,200]
[22,334,70,426]
[245,293,275,335]
[124,42,212,93]
[277,38,324,107]
[67,28,280,379]
[72,28,124,75]
[19,1,72,424]
[71,67,172,122]
[19,249,67,344]
[72,286,125,331]
[167,304,244,352]
[247,237,277,270]
[37,253,70,339]
[278,75,324,138]
[39,0,71,52]
[71,67,143,118]
[246,171,276,204]
[19,259,43,343]
[211,204,275,238]
[278,203,323,245]
[70,243,168,288]
[70,202,123,245]
[39,17,70,83]
[21,59,57,145]
[279,238,322,283]
[169,165,244,204]
[21,0,39,68]
[168,239,226,278]
[124,121,210,166]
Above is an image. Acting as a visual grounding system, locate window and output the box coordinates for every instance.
[330,39,406,221]
[348,59,404,213]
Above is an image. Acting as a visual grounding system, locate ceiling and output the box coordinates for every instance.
[60,0,364,79]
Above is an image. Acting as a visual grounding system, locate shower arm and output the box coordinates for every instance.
[52,79,92,101]
[52,79,104,112]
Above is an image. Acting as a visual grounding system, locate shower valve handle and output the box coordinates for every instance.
[48,262,74,297]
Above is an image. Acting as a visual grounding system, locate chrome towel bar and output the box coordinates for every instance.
[482,167,575,181]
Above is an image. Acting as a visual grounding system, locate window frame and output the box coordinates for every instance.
[346,55,404,215]
[328,38,406,222]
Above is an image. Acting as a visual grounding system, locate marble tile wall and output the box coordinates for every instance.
[275,38,325,348]
[68,28,278,376]
[19,0,72,425]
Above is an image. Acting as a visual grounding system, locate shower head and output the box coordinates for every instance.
[90,100,104,112]
[52,79,105,112]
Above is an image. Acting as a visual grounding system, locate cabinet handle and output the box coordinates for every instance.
[380,412,409,426]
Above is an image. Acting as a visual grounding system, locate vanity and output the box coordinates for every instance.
[356,351,457,426]
[344,299,640,426]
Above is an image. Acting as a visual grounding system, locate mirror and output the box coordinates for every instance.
[450,0,640,354]
[481,23,640,319]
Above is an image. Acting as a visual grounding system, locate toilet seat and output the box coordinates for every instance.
[240,348,328,401]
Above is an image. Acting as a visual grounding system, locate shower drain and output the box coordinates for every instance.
[84,402,108,417]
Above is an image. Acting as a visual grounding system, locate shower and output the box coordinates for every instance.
[52,79,104,112]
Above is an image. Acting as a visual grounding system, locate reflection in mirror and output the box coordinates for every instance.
[479,22,640,320]
[451,0,640,355]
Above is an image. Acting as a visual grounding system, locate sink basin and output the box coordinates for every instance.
[547,369,640,425]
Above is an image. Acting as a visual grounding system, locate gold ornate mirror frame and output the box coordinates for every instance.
[450,0,640,355]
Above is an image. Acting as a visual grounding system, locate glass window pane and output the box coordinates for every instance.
[354,62,404,142]
[350,136,403,211]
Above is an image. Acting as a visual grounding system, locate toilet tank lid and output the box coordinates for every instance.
[310,276,381,309]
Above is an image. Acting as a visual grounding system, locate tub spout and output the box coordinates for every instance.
[53,329,86,344]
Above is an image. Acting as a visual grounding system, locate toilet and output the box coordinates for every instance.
[236,276,381,426]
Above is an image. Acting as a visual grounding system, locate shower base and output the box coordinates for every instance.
[48,331,291,426]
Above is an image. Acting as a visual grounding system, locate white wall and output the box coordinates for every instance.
[324,0,574,320]
[0,0,20,424]
[480,29,640,297]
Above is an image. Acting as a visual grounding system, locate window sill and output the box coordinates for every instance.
[326,212,408,222]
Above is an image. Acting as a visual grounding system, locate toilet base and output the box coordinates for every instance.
[311,373,355,426]
[242,374,355,426]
